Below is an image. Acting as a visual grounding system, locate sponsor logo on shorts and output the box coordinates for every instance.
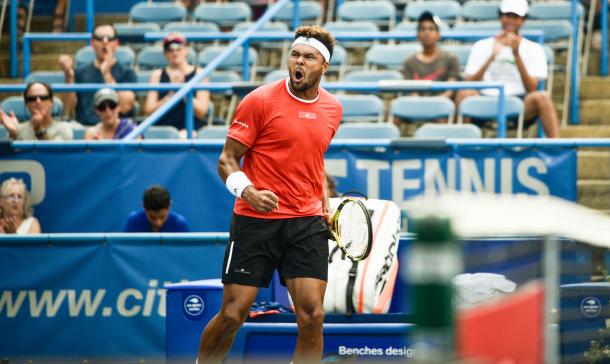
[299,111,317,120]
[233,268,251,275]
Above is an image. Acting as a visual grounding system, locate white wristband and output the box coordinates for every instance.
[226,171,253,198]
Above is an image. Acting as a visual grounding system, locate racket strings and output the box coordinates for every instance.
[337,202,369,258]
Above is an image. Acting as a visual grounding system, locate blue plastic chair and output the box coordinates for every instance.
[1,96,64,122]
[143,125,181,139]
[404,1,461,22]
[414,123,482,139]
[164,21,220,34]
[75,46,135,68]
[197,46,258,77]
[0,126,8,140]
[129,2,186,25]
[208,71,242,83]
[193,3,252,28]
[196,125,229,139]
[452,21,501,32]
[263,70,288,83]
[136,46,197,70]
[457,95,526,138]
[334,122,400,139]
[528,1,584,20]
[337,1,397,29]
[391,96,455,123]
[336,94,385,123]
[25,71,65,84]
[114,22,160,43]
[272,1,322,25]
[344,69,404,82]
[71,126,87,140]
[460,1,500,22]
[439,44,472,69]
[365,44,420,70]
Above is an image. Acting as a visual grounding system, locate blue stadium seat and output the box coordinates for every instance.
[344,69,404,82]
[439,44,472,70]
[452,21,501,32]
[336,94,385,123]
[391,96,455,123]
[71,126,86,140]
[337,1,397,29]
[1,96,64,122]
[323,21,379,49]
[129,2,186,25]
[457,95,525,138]
[263,70,288,83]
[136,46,197,70]
[193,3,252,28]
[271,1,322,25]
[164,21,221,34]
[196,125,229,139]
[460,1,500,22]
[197,46,257,76]
[135,70,153,97]
[528,1,584,20]
[114,22,160,43]
[144,125,181,139]
[25,71,65,84]
[75,46,135,68]
[208,71,242,83]
[414,123,482,139]
[394,20,450,33]
[521,20,573,45]
[0,125,8,140]
[334,122,400,139]
[404,0,461,22]
[327,45,348,79]
[365,44,420,70]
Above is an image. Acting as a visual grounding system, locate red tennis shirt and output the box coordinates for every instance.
[227,78,342,219]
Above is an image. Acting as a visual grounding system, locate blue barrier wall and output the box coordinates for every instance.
[0,142,577,233]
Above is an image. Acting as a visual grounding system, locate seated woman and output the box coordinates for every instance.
[145,32,211,138]
[85,88,137,140]
[0,178,41,234]
[0,82,73,141]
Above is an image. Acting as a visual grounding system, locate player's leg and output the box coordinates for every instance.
[198,283,259,363]
[285,277,327,364]
[280,216,330,364]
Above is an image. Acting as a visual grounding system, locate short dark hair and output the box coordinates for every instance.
[417,11,440,32]
[93,23,117,38]
[23,82,53,102]
[143,185,170,211]
[294,25,335,61]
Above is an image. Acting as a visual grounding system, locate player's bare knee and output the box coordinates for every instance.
[218,306,247,332]
[296,306,324,331]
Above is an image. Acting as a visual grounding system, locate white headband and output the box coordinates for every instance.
[291,36,330,63]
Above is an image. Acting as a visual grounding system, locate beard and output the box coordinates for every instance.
[289,76,315,93]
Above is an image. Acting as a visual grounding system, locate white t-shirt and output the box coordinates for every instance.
[464,36,548,96]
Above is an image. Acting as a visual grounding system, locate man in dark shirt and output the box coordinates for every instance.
[123,185,190,233]
[403,11,460,99]
[59,23,137,126]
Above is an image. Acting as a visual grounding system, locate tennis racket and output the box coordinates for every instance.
[329,198,373,262]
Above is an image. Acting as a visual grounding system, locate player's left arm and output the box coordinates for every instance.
[322,173,332,227]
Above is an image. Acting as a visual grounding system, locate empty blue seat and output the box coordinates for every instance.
[197,46,257,76]
[164,21,220,34]
[263,70,289,83]
[391,96,455,123]
[452,21,501,32]
[528,1,584,20]
[365,44,420,70]
[130,2,186,25]
[196,125,229,139]
[208,71,242,83]
[344,69,404,82]
[0,126,8,140]
[414,123,482,139]
[136,46,197,70]
[143,125,181,139]
[404,1,461,22]
[337,1,397,29]
[114,22,160,43]
[458,95,525,137]
[1,96,64,122]
[25,71,65,84]
[272,1,322,25]
[460,1,500,22]
[336,94,385,123]
[71,126,87,140]
[193,3,251,28]
[334,123,400,139]
[75,46,135,68]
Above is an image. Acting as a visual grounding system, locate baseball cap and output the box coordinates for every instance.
[163,32,187,50]
[93,88,119,107]
[417,11,442,31]
[500,0,529,17]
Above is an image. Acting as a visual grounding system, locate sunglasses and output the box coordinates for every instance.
[25,94,52,103]
[96,101,118,111]
[93,34,117,42]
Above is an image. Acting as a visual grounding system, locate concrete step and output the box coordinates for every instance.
[580,100,610,125]
[560,125,610,138]
[578,180,610,210]
[578,151,610,180]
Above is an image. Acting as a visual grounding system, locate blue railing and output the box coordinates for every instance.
[0,81,510,137]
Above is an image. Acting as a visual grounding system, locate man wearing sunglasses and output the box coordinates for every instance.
[59,24,137,126]
[0,82,73,140]
[84,88,137,140]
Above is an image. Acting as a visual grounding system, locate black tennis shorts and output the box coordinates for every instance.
[221,213,330,287]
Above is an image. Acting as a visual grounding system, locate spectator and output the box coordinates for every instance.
[58,23,137,126]
[0,178,41,234]
[456,0,560,138]
[145,32,210,138]
[403,11,460,100]
[123,185,190,232]
[84,88,137,140]
[52,0,68,33]
[0,82,73,141]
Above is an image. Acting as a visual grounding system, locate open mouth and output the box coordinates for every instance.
[294,69,304,82]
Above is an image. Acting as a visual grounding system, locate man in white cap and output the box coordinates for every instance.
[197,25,342,364]
[457,0,560,138]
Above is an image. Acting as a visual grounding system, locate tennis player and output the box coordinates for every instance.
[198,25,342,363]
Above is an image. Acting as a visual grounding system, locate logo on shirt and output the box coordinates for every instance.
[233,120,249,128]
[299,111,317,120]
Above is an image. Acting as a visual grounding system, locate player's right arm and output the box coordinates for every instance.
[218,137,279,213]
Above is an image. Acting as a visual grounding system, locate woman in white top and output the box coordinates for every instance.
[0,178,41,234]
